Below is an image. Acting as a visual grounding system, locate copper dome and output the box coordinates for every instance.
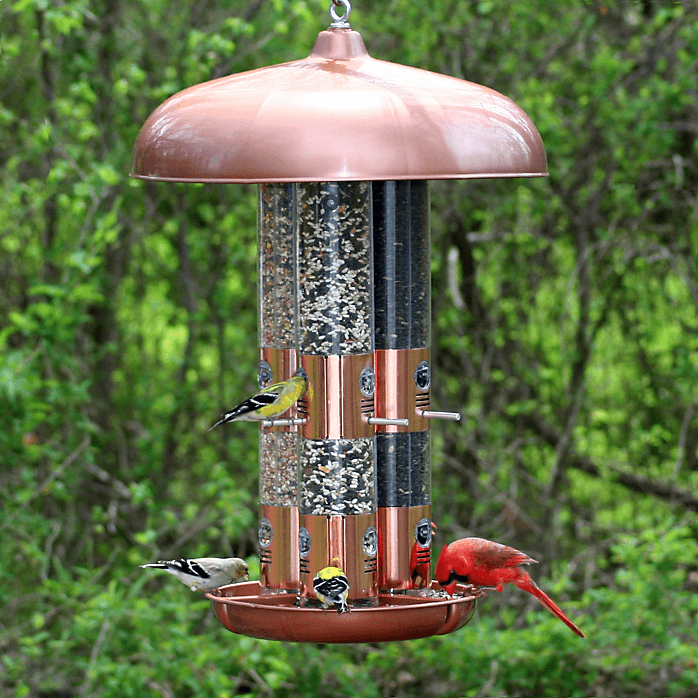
[131,27,546,183]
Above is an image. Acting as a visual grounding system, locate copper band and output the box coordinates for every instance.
[259,348,302,432]
[377,505,432,591]
[300,354,374,440]
[374,348,430,432]
[300,512,378,600]
[259,504,300,591]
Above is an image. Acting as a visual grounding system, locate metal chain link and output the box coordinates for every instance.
[329,0,351,28]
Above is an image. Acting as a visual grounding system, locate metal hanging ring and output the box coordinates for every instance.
[329,0,351,27]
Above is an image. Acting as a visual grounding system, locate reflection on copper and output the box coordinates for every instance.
[259,504,300,591]
[300,354,373,439]
[208,580,481,643]
[132,29,547,183]
[374,348,430,432]
[328,515,345,571]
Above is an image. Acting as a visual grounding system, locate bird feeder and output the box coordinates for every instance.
[131,0,546,643]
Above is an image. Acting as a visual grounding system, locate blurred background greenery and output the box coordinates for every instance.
[2,0,697,696]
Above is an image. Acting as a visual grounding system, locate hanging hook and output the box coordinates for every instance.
[329,0,351,28]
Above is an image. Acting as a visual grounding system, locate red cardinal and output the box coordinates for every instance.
[435,537,585,638]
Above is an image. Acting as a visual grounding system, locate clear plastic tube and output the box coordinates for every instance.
[296,181,373,355]
[259,430,299,506]
[259,184,296,348]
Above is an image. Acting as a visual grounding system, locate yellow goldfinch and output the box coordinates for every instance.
[209,369,308,428]
[313,560,350,614]
[140,557,249,591]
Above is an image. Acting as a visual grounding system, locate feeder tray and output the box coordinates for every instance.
[207,581,483,643]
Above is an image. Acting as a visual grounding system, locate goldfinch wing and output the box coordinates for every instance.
[209,388,283,428]
[313,574,349,598]
[141,558,211,580]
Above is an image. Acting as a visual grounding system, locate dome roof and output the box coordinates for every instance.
[131,28,546,182]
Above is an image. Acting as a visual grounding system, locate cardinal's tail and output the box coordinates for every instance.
[517,575,585,638]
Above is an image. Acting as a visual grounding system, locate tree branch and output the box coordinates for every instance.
[519,411,698,513]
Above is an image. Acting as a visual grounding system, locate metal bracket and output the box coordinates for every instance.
[261,417,308,428]
[366,415,410,427]
[417,410,461,422]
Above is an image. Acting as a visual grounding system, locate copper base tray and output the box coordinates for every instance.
[207,581,481,643]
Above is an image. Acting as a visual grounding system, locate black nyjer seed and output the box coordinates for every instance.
[376,431,430,508]
[372,181,430,351]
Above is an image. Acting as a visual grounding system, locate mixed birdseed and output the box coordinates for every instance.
[259,430,299,506]
[296,182,373,355]
[299,437,376,515]
[372,181,430,350]
[375,430,431,507]
[259,183,296,348]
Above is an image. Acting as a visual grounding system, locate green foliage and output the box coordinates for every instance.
[2,0,698,696]
[583,525,698,696]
